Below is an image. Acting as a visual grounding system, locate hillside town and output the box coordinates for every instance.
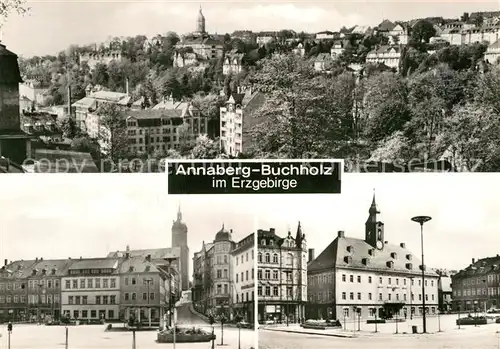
[2,8,500,171]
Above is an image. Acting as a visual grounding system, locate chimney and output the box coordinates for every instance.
[126,78,129,96]
[35,257,38,262]
[146,254,151,262]
[472,258,475,264]
[270,228,275,234]
[4,259,7,266]
[308,249,315,262]
[67,85,72,117]
[337,231,345,238]
[230,229,233,234]
[400,243,406,248]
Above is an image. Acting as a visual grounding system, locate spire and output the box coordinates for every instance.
[295,221,303,248]
[369,189,380,214]
[177,204,182,222]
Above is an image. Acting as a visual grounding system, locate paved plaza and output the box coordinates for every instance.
[259,314,500,349]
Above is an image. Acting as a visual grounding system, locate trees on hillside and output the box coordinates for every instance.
[0,0,29,19]
[96,102,128,162]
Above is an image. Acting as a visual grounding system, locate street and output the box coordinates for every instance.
[0,304,255,349]
[259,314,500,349]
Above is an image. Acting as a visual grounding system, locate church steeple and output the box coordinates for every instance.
[177,204,182,222]
[196,5,206,34]
[295,221,303,248]
[365,190,385,250]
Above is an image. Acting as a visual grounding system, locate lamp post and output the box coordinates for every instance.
[457,303,461,329]
[37,283,43,324]
[411,215,432,334]
[145,278,153,327]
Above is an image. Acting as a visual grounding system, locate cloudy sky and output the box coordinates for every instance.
[3,0,500,57]
[0,174,169,264]
[173,173,500,272]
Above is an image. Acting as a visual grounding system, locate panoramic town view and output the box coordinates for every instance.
[256,176,500,349]
[0,1,500,172]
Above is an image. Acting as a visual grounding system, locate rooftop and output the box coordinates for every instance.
[68,258,120,270]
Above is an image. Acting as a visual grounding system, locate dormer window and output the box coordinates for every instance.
[145,266,151,272]
[344,256,352,264]
[419,264,425,271]
[261,239,266,246]
[406,263,413,270]
[406,254,412,261]
[368,249,375,256]
[32,270,37,276]
[386,261,394,269]
[346,246,353,253]
[51,269,56,275]
[390,252,397,259]
[129,266,135,272]
[362,258,369,266]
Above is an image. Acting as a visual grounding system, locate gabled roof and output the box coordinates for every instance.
[378,19,397,31]
[119,256,163,274]
[30,259,75,277]
[108,247,181,260]
[0,260,38,279]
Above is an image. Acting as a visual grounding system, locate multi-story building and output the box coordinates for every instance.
[119,254,179,326]
[315,31,336,40]
[18,80,50,108]
[0,259,37,322]
[451,256,500,313]
[257,224,308,324]
[0,42,32,164]
[436,269,455,312]
[124,102,207,155]
[366,46,402,70]
[219,88,266,157]
[174,7,224,68]
[330,40,346,60]
[192,241,214,315]
[26,258,73,321]
[61,257,123,321]
[78,50,122,70]
[223,50,245,75]
[256,32,276,45]
[307,194,439,321]
[485,39,500,64]
[231,233,255,323]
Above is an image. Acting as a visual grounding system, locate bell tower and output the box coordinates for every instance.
[365,190,385,250]
[172,205,189,290]
[196,5,206,34]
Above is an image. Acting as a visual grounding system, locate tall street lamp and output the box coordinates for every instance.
[145,278,153,327]
[411,215,432,334]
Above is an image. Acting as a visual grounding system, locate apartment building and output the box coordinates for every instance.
[61,258,122,321]
[257,224,308,324]
[231,233,255,323]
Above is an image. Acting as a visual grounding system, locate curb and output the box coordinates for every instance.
[262,327,356,338]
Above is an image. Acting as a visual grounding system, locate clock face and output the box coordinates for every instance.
[376,240,383,250]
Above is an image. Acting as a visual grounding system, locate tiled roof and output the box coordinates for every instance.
[30,259,75,277]
[453,255,500,279]
[308,235,438,277]
[68,258,120,271]
[107,247,181,260]
[91,90,129,103]
[119,256,162,274]
[125,109,182,120]
[72,97,97,109]
[152,99,189,111]
[368,45,402,55]
[0,260,38,278]
[27,149,98,173]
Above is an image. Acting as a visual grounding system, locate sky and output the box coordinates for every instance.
[2,0,500,57]
[0,174,170,263]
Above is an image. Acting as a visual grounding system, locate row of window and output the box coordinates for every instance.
[215,284,229,295]
[64,309,115,320]
[64,278,117,290]
[215,255,229,265]
[454,287,495,297]
[309,291,435,303]
[341,306,437,318]
[257,269,293,281]
[123,277,155,286]
[0,280,60,291]
[259,239,296,248]
[0,294,61,304]
[257,252,296,266]
[123,293,154,302]
[68,295,117,305]
[309,273,435,288]
[126,118,203,128]
[235,291,253,303]
[257,286,294,297]
[235,269,254,283]
[234,251,253,265]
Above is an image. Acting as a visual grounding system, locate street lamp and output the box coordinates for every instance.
[37,283,43,324]
[145,278,153,327]
[411,215,432,334]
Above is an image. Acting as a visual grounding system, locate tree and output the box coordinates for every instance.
[96,102,129,162]
[411,20,436,44]
[249,54,356,158]
[189,135,221,159]
[0,0,29,20]
[70,135,100,160]
[60,117,78,138]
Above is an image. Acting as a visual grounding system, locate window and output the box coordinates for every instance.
[69,296,74,305]
[342,274,346,282]
[217,270,222,278]
[257,270,262,279]
[368,293,372,300]
[388,294,392,301]
[125,293,129,301]
[379,293,382,300]
[65,280,70,289]
[258,253,262,262]
[342,292,346,300]
[91,310,97,318]
[350,275,354,282]
[379,277,383,284]
[350,292,354,300]
[125,278,129,286]
[110,295,116,304]
[357,275,361,283]
[265,253,270,263]
[368,276,372,283]
[273,270,278,279]
[82,310,88,318]
[150,293,154,300]
[273,254,278,263]
[357,292,361,300]
[96,296,101,305]
[80,279,85,288]
[88,279,93,288]
[143,293,147,300]
[96,278,101,288]
[388,278,392,285]
[131,278,136,285]
[265,270,270,279]
[103,279,109,288]
[72,280,78,289]
[132,293,136,300]
[273,286,279,296]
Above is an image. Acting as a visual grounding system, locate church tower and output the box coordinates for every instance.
[172,206,189,291]
[365,191,385,250]
[196,6,206,34]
